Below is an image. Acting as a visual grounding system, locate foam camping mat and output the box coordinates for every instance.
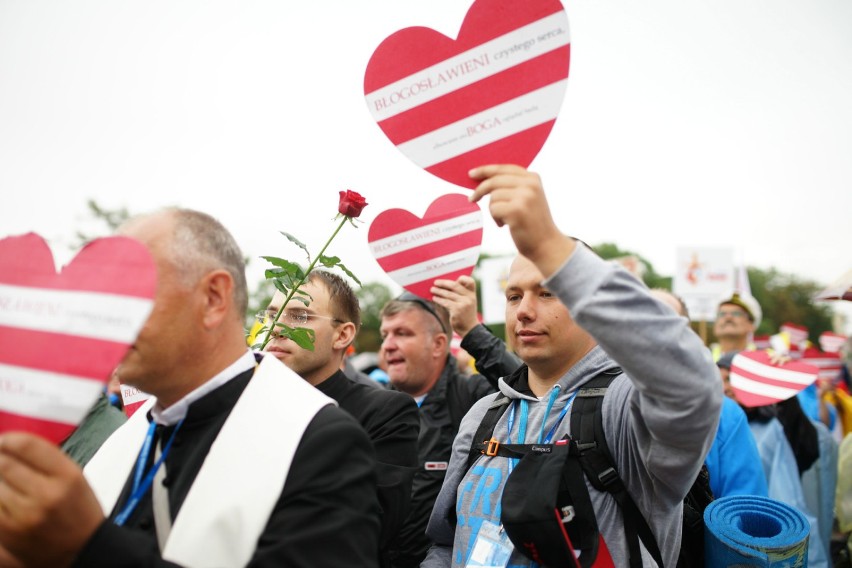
[704,495,809,567]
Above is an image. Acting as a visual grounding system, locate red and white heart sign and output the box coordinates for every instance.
[780,322,809,348]
[801,347,842,383]
[0,233,156,444]
[364,0,570,189]
[730,350,819,408]
[119,382,152,418]
[368,194,483,299]
[819,331,847,354]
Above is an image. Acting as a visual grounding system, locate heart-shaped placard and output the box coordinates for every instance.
[730,350,819,408]
[819,331,847,354]
[368,194,483,299]
[800,347,842,383]
[0,233,156,443]
[364,0,570,189]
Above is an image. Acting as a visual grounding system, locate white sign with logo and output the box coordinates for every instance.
[673,247,735,321]
[477,256,513,325]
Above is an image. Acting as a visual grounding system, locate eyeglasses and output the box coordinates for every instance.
[717,310,749,320]
[396,291,448,335]
[256,309,343,327]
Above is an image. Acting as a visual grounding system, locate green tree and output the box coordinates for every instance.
[72,199,131,247]
[592,242,671,289]
[744,267,833,341]
[355,281,393,352]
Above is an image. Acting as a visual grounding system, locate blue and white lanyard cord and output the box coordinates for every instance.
[497,387,578,567]
[505,386,578,472]
[114,418,185,526]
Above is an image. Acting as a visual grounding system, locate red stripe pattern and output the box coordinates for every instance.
[730,350,819,408]
[0,233,156,444]
[364,0,570,188]
[368,194,482,299]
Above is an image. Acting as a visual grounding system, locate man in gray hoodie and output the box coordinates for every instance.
[421,165,722,567]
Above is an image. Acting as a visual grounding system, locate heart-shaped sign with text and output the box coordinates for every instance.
[800,348,842,383]
[368,194,483,299]
[819,331,847,354]
[729,350,819,408]
[0,233,156,443]
[364,0,570,189]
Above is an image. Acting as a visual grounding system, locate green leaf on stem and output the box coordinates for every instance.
[261,256,306,280]
[274,323,316,351]
[280,232,311,261]
[272,279,292,295]
[335,262,361,286]
[318,255,340,268]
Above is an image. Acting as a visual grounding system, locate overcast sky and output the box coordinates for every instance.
[2,0,851,330]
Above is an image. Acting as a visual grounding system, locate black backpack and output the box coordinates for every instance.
[569,370,714,567]
[468,368,714,567]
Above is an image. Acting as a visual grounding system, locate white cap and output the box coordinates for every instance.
[719,292,762,331]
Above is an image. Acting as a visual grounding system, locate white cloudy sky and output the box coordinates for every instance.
[1,0,851,329]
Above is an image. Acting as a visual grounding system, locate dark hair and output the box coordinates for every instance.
[308,270,361,329]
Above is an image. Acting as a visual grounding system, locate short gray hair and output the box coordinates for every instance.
[126,208,248,317]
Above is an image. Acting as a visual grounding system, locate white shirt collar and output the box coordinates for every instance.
[151,349,256,426]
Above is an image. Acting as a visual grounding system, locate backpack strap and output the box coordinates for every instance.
[467,394,512,471]
[570,369,665,568]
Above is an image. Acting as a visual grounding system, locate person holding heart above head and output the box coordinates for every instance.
[0,208,381,567]
[421,165,722,568]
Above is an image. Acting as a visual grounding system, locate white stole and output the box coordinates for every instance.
[84,355,333,567]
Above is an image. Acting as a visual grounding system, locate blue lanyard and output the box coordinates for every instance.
[542,390,577,444]
[114,418,185,526]
[505,390,578,470]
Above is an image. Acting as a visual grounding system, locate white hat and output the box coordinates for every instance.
[719,292,762,330]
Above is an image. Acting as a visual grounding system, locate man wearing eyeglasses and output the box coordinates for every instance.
[378,291,494,568]
[711,292,762,361]
[260,269,420,568]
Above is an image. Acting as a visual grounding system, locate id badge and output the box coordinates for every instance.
[465,521,514,567]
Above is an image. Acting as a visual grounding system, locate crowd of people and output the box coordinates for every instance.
[0,164,849,567]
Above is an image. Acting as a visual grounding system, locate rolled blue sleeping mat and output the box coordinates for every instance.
[704,495,809,567]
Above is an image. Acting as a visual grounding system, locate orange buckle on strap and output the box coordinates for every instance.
[486,437,500,456]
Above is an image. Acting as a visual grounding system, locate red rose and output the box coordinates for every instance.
[338,190,368,218]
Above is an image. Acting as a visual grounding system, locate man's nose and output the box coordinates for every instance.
[381,335,396,350]
[516,295,536,321]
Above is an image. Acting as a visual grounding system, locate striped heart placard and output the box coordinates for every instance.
[0,233,156,444]
[801,348,842,383]
[368,194,483,299]
[119,382,152,418]
[364,0,570,189]
[819,331,848,354]
[730,350,819,408]
[780,322,809,348]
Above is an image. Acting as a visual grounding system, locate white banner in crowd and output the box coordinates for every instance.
[477,256,513,325]
[673,247,735,321]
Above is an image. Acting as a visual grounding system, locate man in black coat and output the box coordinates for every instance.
[0,208,381,567]
[378,292,494,568]
[262,269,420,568]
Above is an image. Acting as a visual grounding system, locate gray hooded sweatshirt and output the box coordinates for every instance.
[422,245,721,568]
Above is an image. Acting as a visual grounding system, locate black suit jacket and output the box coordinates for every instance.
[316,370,419,563]
[74,368,381,567]
[389,359,494,568]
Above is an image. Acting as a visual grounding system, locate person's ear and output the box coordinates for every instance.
[431,331,448,358]
[201,270,234,329]
[332,322,357,351]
